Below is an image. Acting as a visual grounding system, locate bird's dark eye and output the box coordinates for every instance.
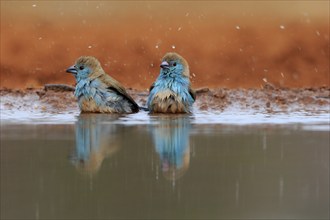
[79,66,84,70]
[173,62,177,66]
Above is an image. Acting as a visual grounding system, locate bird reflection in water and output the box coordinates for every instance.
[150,116,191,183]
[71,114,120,175]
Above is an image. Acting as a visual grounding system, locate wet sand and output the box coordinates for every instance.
[1,86,329,115]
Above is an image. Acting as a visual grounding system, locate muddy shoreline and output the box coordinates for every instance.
[1,86,329,115]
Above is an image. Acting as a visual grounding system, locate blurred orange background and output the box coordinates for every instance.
[1,1,329,89]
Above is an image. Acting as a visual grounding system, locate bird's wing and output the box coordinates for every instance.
[149,83,155,93]
[99,74,139,111]
[188,86,196,101]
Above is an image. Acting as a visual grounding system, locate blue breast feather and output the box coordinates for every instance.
[147,74,194,107]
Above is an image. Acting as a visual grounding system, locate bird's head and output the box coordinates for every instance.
[66,56,103,79]
[159,52,189,78]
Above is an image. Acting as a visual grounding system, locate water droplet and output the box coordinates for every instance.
[88,45,92,49]
[235,25,240,30]
[279,25,285,30]
[155,45,159,49]
[172,45,176,49]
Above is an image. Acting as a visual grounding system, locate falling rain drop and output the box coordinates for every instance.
[262,134,267,150]
[172,45,176,49]
[279,176,284,201]
[235,25,240,30]
[235,181,240,205]
[280,25,285,30]
[178,27,182,31]
[32,4,37,7]
[88,45,92,49]
[155,45,159,49]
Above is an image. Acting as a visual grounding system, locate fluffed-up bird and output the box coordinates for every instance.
[66,56,139,113]
[147,52,196,113]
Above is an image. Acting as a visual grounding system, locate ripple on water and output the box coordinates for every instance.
[1,108,329,130]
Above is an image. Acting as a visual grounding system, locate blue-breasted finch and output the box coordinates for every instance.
[147,52,196,113]
[66,56,139,113]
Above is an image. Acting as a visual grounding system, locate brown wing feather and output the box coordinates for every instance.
[99,74,139,112]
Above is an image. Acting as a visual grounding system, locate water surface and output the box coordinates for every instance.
[1,114,329,219]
